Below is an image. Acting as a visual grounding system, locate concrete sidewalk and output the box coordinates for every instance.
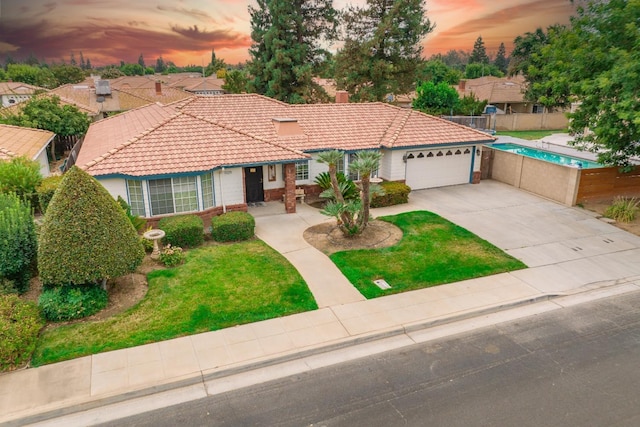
[2,180,640,425]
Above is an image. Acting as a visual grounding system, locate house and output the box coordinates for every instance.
[76,93,494,225]
[166,76,226,96]
[0,124,56,177]
[49,81,193,118]
[0,82,44,107]
[455,75,538,114]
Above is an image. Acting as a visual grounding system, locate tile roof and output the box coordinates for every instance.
[0,82,44,95]
[80,94,494,177]
[0,124,55,160]
[0,91,98,117]
[119,87,194,105]
[457,75,527,104]
[76,103,178,169]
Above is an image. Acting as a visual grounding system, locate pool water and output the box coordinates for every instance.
[490,143,603,169]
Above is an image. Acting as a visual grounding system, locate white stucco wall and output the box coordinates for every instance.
[382,149,409,181]
[99,178,128,200]
[34,149,50,177]
[215,167,244,206]
[473,145,482,172]
[263,165,284,190]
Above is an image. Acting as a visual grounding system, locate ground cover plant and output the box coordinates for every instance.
[32,240,317,365]
[604,197,639,223]
[330,211,526,298]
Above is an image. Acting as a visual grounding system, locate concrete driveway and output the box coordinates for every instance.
[373,180,640,294]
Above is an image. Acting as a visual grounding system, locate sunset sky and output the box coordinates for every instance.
[0,0,576,67]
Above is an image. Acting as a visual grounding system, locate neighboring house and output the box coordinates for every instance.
[50,81,193,118]
[0,91,99,120]
[76,94,494,225]
[455,75,540,114]
[0,82,44,108]
[0,124,55,177]
[176,78,225,96]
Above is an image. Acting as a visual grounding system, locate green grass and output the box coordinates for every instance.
[32,240,317,366]
[330,211,526,298]
[496,130,566,140]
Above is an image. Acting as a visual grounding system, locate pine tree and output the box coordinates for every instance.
[155,56,167,73]
[334,0,433,102]
[138,53,145,69]
[493,42,508,74]
[79,51,86,70]
[469,36,489,64]
[85,58,92,70]
[247,0,338,103]
[70,52,77,66]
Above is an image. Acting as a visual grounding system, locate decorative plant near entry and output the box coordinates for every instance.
[159,244,185,267]
[316,150,384,236]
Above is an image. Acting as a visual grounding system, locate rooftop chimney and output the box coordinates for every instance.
[335,90,349,104]
[272,118,303,136]
[155,81,162,95]
[458,79,466,91]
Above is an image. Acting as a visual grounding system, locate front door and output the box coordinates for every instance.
[244,166,264,203]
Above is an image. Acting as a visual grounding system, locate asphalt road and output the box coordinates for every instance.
[102,290,640,427]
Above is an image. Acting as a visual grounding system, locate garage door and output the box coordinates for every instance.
[405,146,474,190]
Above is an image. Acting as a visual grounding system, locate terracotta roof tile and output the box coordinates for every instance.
[0,124,55,160]
[81,94,494,177]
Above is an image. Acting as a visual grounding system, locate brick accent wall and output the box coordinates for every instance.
[283,163,297,213]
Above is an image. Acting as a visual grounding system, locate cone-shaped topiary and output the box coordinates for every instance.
[38,166,144,287]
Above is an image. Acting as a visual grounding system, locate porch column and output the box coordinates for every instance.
[284,163,296,214]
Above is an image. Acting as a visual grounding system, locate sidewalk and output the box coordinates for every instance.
[2,181,640,425]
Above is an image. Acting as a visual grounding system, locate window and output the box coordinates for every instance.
[201,173,214,209]
[148,179,174,215]
[173,176,197,213]
[336,155,346,176]
[126,180,146,217]
[295,161,309,181]
[348,153,359,181]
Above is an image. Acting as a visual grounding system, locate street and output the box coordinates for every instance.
[102,290,640,427]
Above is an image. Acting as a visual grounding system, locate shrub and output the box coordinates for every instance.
[210,211,255,242]
[0,193,37,293]
[604,196,640,223]
[0,294,44,371]
[141,236,154,253]
[38,285,108,321]
[158,214,204,248]
[159,244,185,267]
[370,181,411,208]
[314,171,359,200]
[36,175,63,214]
[0,156,42,207]
[117,196,146,232]
[38,166,145,287]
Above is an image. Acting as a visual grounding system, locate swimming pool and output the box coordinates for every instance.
[489,143,603,169]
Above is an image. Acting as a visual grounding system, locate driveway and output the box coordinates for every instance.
[373,180,640,294]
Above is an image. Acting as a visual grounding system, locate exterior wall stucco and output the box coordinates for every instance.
[99,178,128,201]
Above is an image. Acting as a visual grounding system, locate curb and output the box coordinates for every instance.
[7,293,561,427]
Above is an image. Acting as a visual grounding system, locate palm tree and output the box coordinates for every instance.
[349,150,383,227]
[316,150,346,204]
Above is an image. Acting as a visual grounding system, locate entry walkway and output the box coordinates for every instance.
[2,181,640,425]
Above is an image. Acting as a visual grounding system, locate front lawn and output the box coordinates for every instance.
[32,240,317,366]
[331,211,526,298]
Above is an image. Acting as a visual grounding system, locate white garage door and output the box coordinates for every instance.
[405,146,474,190]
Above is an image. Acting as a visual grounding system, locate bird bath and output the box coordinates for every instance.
[143,229,165,259]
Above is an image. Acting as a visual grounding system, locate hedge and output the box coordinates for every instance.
[0,193,37,293]
[0,294,44,371]
[211,212,255,242]
[370,181,411,208]
[36,175,63,214]
[158,214,204,248]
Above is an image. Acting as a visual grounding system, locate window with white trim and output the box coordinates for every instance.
[295,161,309,181]
[173,176,198,213]
[148,178,174,215]
[126,180,145,217]
[201,172,214,209]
